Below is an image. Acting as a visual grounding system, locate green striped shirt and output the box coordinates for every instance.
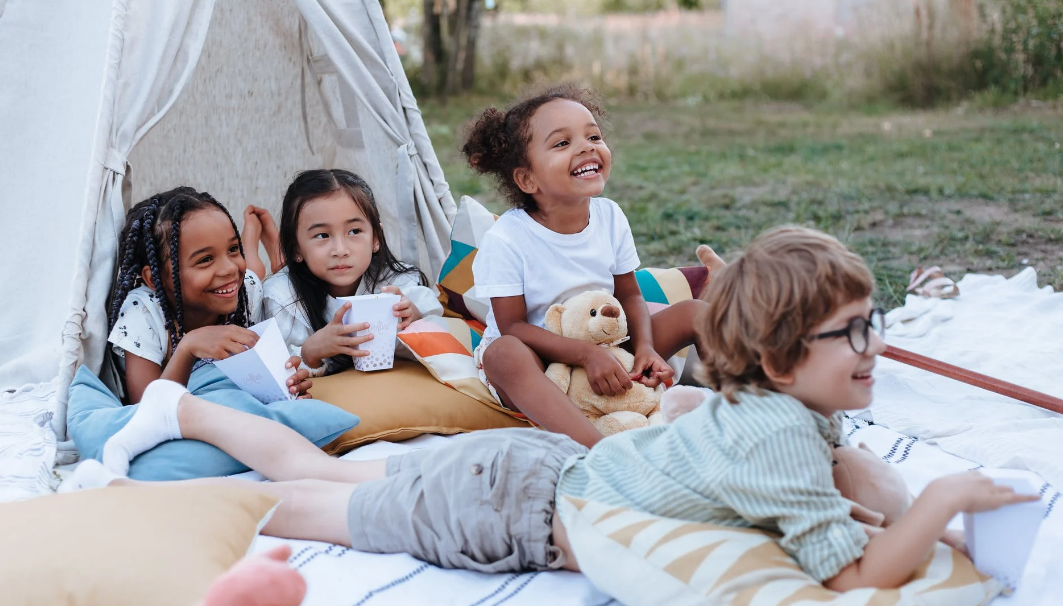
[556,390,868,582]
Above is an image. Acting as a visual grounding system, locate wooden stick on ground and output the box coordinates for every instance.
[883,345,1063,415]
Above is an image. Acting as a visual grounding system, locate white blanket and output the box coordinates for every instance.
[873,268,1063,488]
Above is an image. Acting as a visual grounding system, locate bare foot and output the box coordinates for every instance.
[696,244,726,275]
[242,206,267,278]
[251,206,285,272]
[198,544,307,606]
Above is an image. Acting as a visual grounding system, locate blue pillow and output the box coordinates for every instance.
[67,364,359,481]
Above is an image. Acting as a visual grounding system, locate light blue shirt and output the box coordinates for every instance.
[556,389,869,582]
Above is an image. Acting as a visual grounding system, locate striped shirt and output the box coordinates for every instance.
[555,390,868,582]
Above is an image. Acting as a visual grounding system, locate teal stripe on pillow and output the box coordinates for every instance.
[469,325,482,352]
[439,240,476,282]
[635,269,668,305]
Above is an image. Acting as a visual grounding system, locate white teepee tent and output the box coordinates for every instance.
[0,0,455,498]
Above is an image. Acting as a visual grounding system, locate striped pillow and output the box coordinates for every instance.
[558,497,1002,606]
[397,316,527,420]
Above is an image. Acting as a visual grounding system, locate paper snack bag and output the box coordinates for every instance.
[963,469,1046,591]
[212,318,296,403]
[338,293,401,371]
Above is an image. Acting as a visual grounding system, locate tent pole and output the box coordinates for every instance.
[883,345,1063,415]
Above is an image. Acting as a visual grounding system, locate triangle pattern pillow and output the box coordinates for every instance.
[558,496,1002,606]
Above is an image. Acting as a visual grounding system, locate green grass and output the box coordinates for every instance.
[422,97,1063,308]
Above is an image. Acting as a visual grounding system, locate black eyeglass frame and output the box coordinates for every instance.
[807,307,886,354]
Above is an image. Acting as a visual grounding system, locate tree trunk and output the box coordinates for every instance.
[444,0,469,95]
[461,0,481,90]
[422,0,444,94]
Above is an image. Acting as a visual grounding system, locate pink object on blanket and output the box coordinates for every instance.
[198,544,306,606]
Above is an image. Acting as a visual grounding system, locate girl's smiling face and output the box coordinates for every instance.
[514,98,612,207]
[293,190,378,298]
[150,208,246,328]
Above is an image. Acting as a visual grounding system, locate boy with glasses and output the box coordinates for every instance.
[71,226,1034,591]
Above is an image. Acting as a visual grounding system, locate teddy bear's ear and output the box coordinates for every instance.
[544,304,566,336]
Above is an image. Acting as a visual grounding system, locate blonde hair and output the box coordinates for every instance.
[697,226,875,402]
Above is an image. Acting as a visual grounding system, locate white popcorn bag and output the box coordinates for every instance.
[338,293,401,371]
[964,469,1046,591]
[212,318,297,403]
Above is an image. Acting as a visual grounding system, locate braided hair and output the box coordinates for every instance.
[110,187,251,355]
[278,169,428,333]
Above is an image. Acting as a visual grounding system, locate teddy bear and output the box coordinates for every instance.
[543,290,664,436]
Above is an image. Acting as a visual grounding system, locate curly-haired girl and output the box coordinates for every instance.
[462,83,711,447]
[108,187,311,402]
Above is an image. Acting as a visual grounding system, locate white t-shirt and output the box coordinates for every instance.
[108,270,264,368]
[474,197,640,340]
[263,265,443,373]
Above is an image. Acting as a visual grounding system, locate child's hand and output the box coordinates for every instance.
[631,346,674,388]
[931,471,1041,513]
[180,325,260,361]
[382,285,422,330]
[300,302,374,369]
[581,346,634,397]
[285,356,313,398]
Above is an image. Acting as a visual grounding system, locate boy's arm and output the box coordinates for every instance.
[824,485,957,591]
[825,471,1038,591]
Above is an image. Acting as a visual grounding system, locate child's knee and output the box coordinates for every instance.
[482,336,538,380]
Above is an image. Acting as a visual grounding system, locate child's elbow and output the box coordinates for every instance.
[823,560,902,592]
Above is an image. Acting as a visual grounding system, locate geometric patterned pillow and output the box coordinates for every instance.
[398,316,528,420]
[437,196,497,323]
[558,496,1003,606]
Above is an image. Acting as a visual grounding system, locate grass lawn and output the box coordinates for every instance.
[421,97,1063,308]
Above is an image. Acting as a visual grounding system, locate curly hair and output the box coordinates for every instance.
[278,169,428,333]
[110,187,250,355]
[460,82,606,212]
[696,226,875,403]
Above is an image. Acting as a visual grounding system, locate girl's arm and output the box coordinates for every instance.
[124,352,164,404]
[613,272,673,386]
[825,471,1039,591]
[493,295,633,397]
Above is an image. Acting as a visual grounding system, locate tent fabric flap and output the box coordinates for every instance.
[297,0,456,281]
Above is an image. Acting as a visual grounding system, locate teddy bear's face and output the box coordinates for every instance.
[544,290,628,345]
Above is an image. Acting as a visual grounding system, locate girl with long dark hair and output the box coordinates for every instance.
[263,169,441,375]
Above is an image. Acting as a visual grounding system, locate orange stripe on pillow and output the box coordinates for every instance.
[398,332,471,357]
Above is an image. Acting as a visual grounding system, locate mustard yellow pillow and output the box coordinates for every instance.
[559,496,1003,606]
[0,484,278,606]
[311,361,529,455]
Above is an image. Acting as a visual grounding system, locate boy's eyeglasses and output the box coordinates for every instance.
[807,308,886,354]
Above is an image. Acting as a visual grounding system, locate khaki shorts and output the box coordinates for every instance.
[347,428,587,573]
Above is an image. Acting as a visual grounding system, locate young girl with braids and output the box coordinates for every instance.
[462,84,717,448]
[109,187,312,403]
[263,169,442,375]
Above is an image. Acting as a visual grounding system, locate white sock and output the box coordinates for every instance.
[58,459,123,493]
[102,379,187,475]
